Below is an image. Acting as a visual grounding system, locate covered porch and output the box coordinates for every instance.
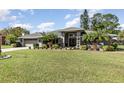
[58,27,85,48]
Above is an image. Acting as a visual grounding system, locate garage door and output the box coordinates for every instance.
[24,39,37,44]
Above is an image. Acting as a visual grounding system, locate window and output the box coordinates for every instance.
[69,33,76,37]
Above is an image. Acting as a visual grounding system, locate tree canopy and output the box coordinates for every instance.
[41,33,58,42]
[83,31,109,44]
[0,27,30,44]
[0,27,30,37]
[91,13,120,33]
[6,34,17,44]
[80,10,120,34]
[118,31,124,40]
[80,9,89,30]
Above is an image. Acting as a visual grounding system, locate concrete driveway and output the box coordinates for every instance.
[2,47,29,52]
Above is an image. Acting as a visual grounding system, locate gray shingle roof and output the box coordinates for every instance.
[19,33,42,39]
[52,27,84,32]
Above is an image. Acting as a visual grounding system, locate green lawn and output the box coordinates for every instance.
[118,45,124,50]
[0,49,124,83]
[1,45,12,49]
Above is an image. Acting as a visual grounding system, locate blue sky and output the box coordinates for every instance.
[0,9,124,33]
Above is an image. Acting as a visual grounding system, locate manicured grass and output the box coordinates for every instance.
[1,45,12,49]
[0,49,124,82]
[118,45,124,50]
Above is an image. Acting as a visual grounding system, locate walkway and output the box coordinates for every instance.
[2,47,29,52]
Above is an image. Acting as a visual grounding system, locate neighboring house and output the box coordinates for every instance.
[19,32,43,48]
[108,34,118,41]
[52,27,85,48]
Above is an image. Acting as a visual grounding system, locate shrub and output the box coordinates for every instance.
[79,45,87,50]
[111,42,118,50]
[102,45,115,51]
[41,44,48,49]
[52,44,60,49]
[33,43,39,49]
[6,34,17,44]
[29,47,31,49]
[11,43,16,47]
[16,42,22,47]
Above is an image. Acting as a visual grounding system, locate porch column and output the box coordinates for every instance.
[62,32,65,47]
[68,35,69,47]
[22,39,25,47]
[76,32,81,48]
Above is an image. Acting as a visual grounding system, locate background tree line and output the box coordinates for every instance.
[80,9,120,34]
[80,9,124,51]
[0,27,30,44]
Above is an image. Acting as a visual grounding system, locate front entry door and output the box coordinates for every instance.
[69,38,76,47]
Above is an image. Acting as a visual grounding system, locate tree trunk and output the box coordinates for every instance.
[92,43,97,50]
[0,45,1,56]
[47,41,53,48]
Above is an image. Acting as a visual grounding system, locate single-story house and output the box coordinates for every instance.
[19,27,85,48]
[19,27,118,48]
[19,32,43,48]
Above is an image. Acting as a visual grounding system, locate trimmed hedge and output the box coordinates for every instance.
[102,45,115,51]
[33,43,39,49]
[41,44,48,49]
[79,45,87,50]
[52,44,60,49]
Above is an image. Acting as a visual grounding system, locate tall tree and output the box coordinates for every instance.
[0,27,30,37]
[102,14,119,31]
[80,9,89,30]
[0,27,30,45]
[91,13,103,31]
[9,27,30,37]
[91,13,120,33]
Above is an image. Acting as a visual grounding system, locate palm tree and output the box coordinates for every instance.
[83,31,110,50]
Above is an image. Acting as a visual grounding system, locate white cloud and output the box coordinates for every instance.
[0,10,17,22]
[73,9,102,18]
[118,24,124,30]
[37,22,55,32]
[0,28,2,30]
[19,9,29,12]
[18,12,24,18]
[64,14,71,19]
[20,9,34,15]
[10,23,33,30]
[30,10,34,15]
[65,17,80,27]
[9,16,17,21]
[88,9,102,18]
[64,9,103,28]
